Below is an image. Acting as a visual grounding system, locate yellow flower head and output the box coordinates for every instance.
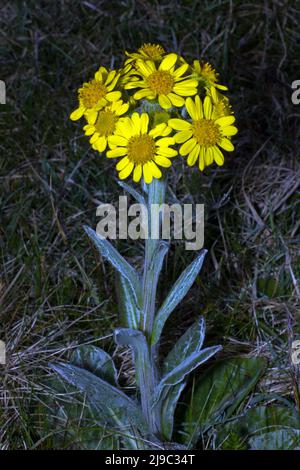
[208,87,232,119]
[168,95,238,171]
[125,43,166,64]
[83,100,129,153]
[70,67,121,121]
[192,60,228,93]
[124,53,198,110]
[107,112,177,183]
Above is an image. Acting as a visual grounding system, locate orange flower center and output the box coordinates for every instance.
[127,135,156,164]
[147,70,174,95]
[79,80,107,108]
[192,119,221,147]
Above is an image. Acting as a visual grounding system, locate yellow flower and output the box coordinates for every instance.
[70,67,121,121]
[124,53,198,110]
[192,60,228,93]
[207,87,232,119]
[83,100,129,153]
[107,112,177,183]
[168,95,238,171]
[125,43,166,64]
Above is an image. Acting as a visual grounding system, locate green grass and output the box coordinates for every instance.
[1,0,300,449]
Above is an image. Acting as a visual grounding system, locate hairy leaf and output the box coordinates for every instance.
[70,345,117,386]
[154,345,221,405]
[161,382,186,441]
[51,362,148,441]
[151,250,207,346]
[84,225,141,305]
[117,180,146,206]
[183,357,267,446]
[116,274,140,329]
[163,317,206,375]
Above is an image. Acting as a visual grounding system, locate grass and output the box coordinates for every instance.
[1,0,300,449]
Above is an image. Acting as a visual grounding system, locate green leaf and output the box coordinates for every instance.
[39,376,119,449]
[70,345,117,386]
[114,328,152,396]
[117,181,146,206]
[218,405,300,450]
[249,429,300,450]
[163,317,206,375]
[51,362,149,443]
[84,225,141,305]
[151,250,207,346]
[182,357,267,446]
[161,382,186,441]
[116,274,140,329]
[155,345,221,405]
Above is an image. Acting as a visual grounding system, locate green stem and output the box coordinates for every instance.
[139,177,167,435]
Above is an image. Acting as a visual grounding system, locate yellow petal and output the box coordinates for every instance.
[134,88,155,100]
[148,161,162,179]
[131,112,141,134]
[115,118,135,138]
[70,107,85,121]
[90,132,100,144]
[106,147,128,158]
[108,135,128,147]
[106,91,122,102]
[222,125,238,137]
[194,95,203,119]
[168,118,191,131]
[155,137,175,147]
[154,155,172,168]
[215,115,235,127]
[133,164,142,182]
[173,63,189,78]
[174,130,193,143]
[159,53,177,71]
[85,109,98,124]
[119,161,134,179]
[84,125,95,136]
[219,138,234,152]
[187,145,199,166]
[172,85,197,96]
[156,147,177,157]
[136,60,154,77]
[140,113,149,134]
[105,70,116,85]
[168,93,185,107]
[115,103,129,116]
[185,97,197,120]
[205,148,214,165]
[158,94,172,110]
[203,96,212,119]
[96,136,107,152]
[199,148,206,171]
[180,138,197,156]
[143,162,153,184]
[213,146,224,165]
[116,156,130,171]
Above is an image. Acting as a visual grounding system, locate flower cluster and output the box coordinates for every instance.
[70,44,238,183]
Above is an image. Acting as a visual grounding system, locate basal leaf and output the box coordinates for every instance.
[182,356,267,446]
[51,362,148,440]
[70,345,118,386]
